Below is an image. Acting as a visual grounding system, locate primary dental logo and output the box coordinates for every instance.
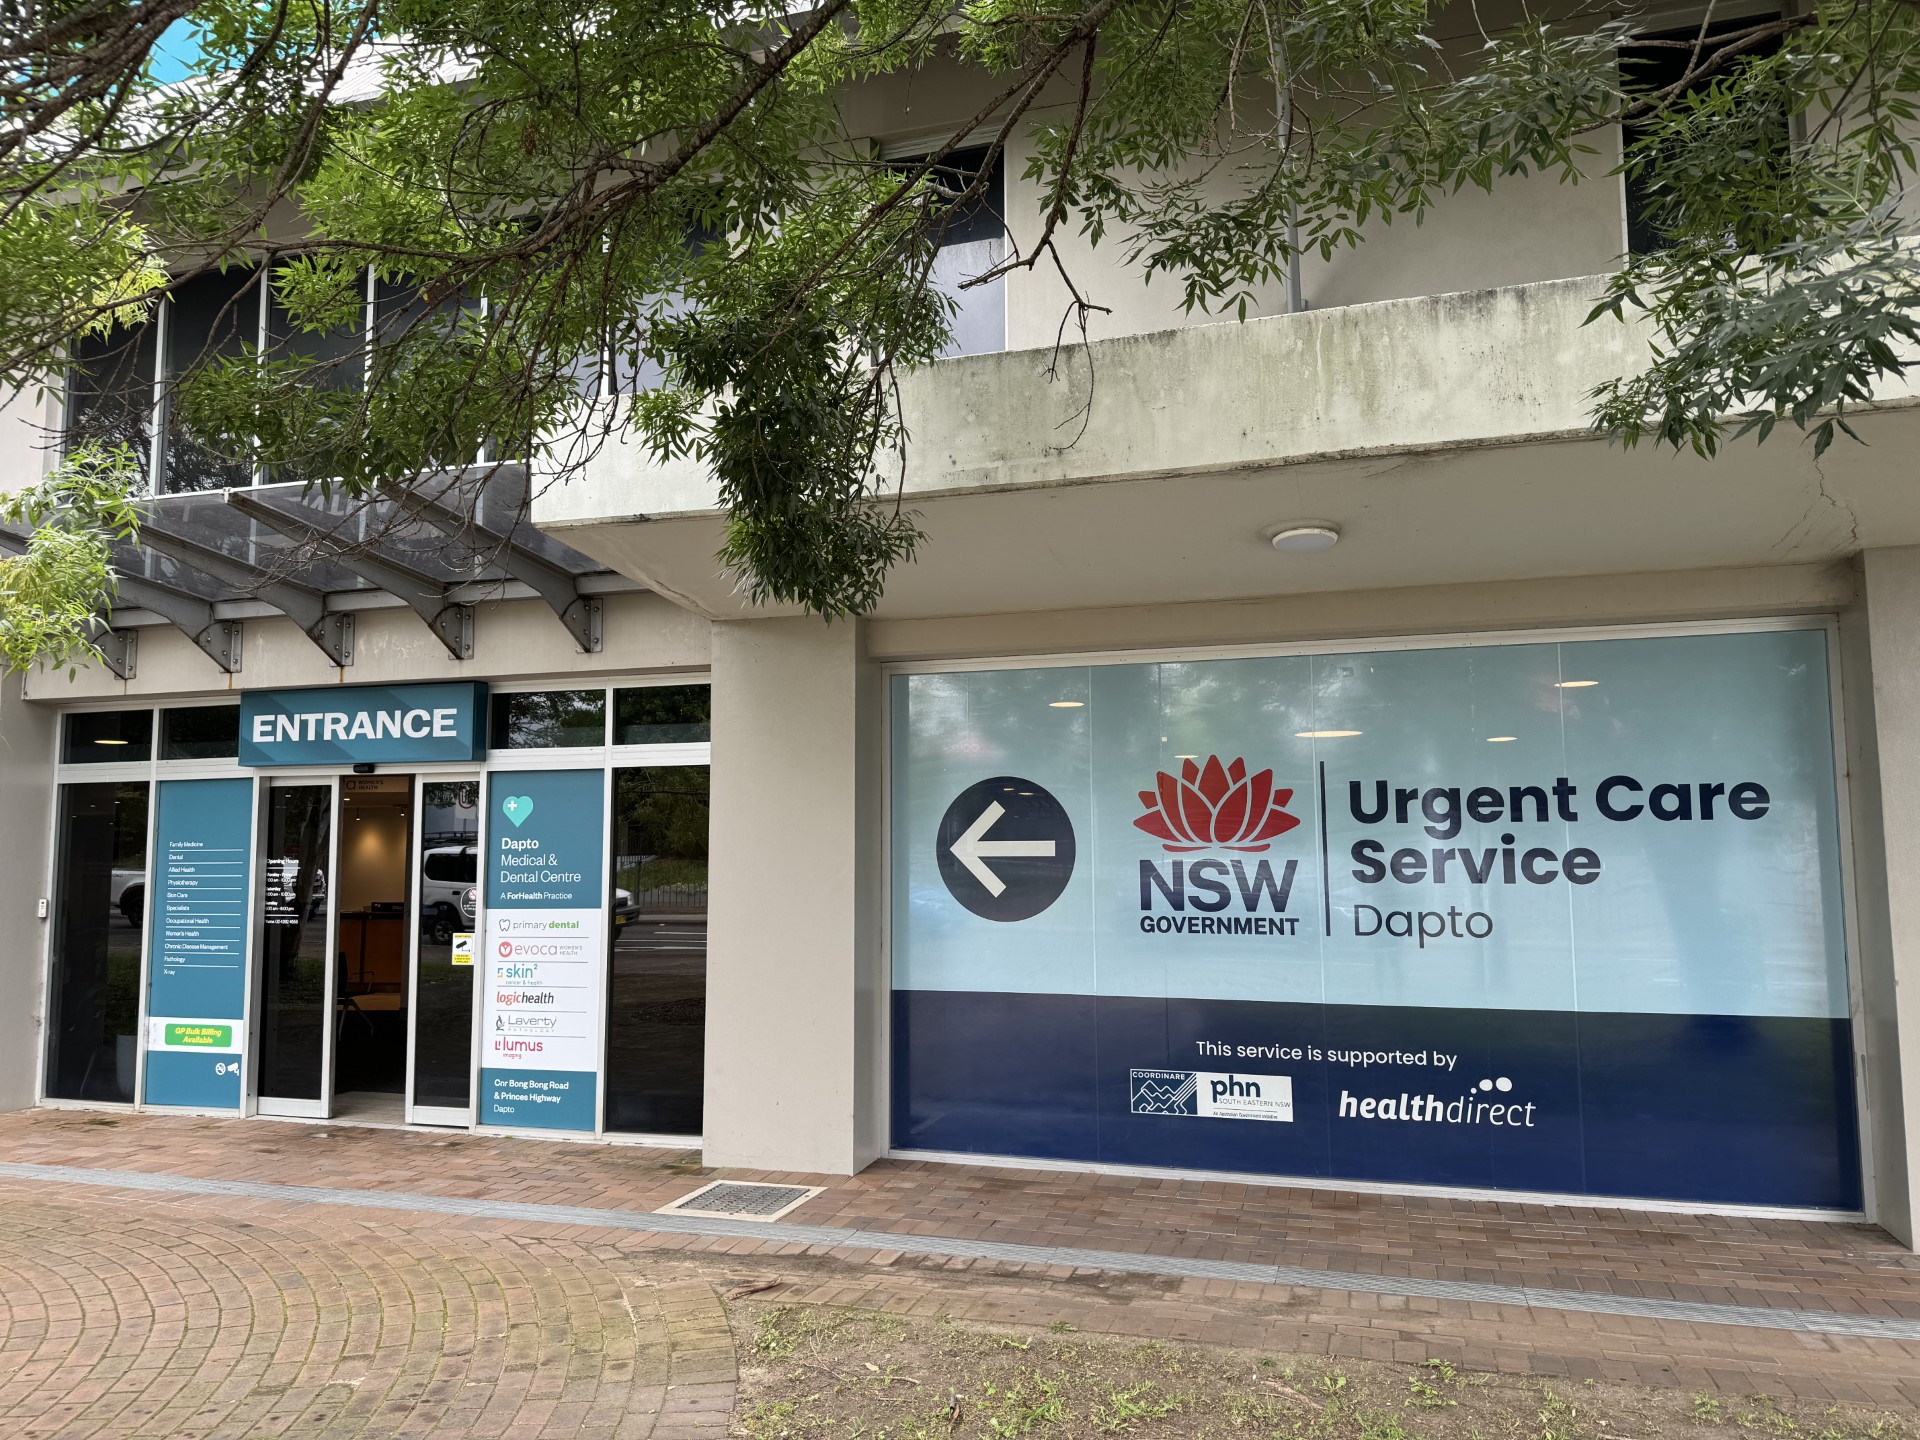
[501,794,534,827]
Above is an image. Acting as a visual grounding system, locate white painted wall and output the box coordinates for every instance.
[0,672,59,1111]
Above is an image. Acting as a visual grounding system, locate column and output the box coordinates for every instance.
[1853,549,1920,1244]
[702,616,883,1173]
[0,674,59,1111]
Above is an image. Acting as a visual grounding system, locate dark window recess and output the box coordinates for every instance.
[161,267,259,492]
[892,145,1007,359]
[62,710,154,764]
[605,765,709,1135]
[489,690,607,749]
[614,685,712,745]
[263,263,367,484]
[423,850,477,883]
[66,319,157,476]
[44,781,149,1102]
[1621,18,1786,255]
[161,705,240,760]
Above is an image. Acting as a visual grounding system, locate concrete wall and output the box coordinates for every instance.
[0,672,60,1111]
[846,20,1631,348]
[1851,549,1920,1242]
[0,383,60,498]
[703,617,883,1172]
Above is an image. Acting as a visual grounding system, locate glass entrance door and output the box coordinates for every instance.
[255,779,337,1117]
[409,778,481,1125]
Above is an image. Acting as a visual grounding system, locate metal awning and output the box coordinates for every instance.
[2,464,627,679]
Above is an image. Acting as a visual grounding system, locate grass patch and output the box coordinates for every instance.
[727,1301,1917,1440]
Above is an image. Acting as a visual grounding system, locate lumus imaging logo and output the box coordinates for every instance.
[1129,1068,1294,1122]
[1134,755,1303,936]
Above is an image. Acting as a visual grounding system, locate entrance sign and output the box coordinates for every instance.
[145,777,253,1109]
[891,629,1861,1209]
[479,769,604,1130]
[238,682,488,766]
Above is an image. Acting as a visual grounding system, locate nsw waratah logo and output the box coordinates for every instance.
[1133,755,1300,853]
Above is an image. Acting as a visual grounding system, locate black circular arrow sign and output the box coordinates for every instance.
[935,776,1076,922]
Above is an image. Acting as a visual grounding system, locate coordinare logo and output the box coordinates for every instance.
[1133,755,1300,853]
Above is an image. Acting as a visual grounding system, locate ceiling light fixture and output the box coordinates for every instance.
[94,738,129,745]
[1295,729,1362,739]
[1048,700,1085,708]
[1554,680,1599,689]
[1268,523,1341,552]
[1487,736,1518,743]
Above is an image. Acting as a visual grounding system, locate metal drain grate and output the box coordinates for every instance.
[660,1180,824,1222]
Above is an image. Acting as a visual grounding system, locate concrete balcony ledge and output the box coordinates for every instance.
[537,274,1652,528]
[533,273,1920,623]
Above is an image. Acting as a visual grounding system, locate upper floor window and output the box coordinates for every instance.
[1621,15,1786,255]
[896,145,1008,359]
[61,709,154,764]
[161,705,240,760]
[489,689,608,749]
[62,263,499,492]
[65,264,268,493]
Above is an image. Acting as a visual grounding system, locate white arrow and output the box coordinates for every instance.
[950,801,1056,898]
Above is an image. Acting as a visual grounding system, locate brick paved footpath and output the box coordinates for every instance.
[0,1108,1917,1438]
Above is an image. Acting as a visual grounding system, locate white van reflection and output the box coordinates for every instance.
[420,845,634,941]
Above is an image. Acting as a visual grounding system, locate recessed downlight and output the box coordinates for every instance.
[1295,729,1362,739]
[1268,523,1341,552]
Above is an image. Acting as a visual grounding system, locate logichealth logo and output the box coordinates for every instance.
[1134,755,1303,938]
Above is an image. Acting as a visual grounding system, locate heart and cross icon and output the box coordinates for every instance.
[501,795,535,827]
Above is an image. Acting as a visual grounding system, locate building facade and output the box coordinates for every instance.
[9,3,1920,1245]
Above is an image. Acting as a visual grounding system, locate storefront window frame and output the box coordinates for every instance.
[876,614,1872,1216]
[40,676,712,1145]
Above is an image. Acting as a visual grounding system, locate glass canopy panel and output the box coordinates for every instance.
[140,492,374,594]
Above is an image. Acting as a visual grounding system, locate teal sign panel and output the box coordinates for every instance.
[479,769,605,1131]
[239,682,488,766]
[144,777,252,1110]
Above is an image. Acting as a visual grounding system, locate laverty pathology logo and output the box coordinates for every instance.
[1133,755,1300,853]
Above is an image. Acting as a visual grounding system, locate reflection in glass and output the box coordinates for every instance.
[45,783,149,1102]
[490,690,606,749]
[66,319,157,481]
[162,267,258,492]
[614,685,711,745]
[605,766,709,1134]
[258,786,332,1101]
[161,705,240,760]
[413,780,478,1109]
[62,709,153,764]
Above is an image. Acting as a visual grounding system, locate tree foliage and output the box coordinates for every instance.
[0,442,143,674]
[0,0,1916,648]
